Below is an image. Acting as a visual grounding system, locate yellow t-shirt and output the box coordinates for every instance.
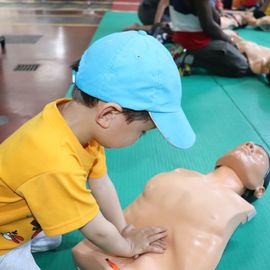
[0,98,107,255]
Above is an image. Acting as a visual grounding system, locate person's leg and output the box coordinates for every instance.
[0,241,41,270]
[190,40,252,77]
[31,231,62,253]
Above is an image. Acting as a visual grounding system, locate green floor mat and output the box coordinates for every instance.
[35,12,270,270]
[214,75,270,147]
[213,28,270,148]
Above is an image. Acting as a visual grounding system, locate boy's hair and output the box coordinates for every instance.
[71,59,80,72]
[72,86,151,124]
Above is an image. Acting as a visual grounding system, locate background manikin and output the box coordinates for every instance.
[220,12,270,30]
[72,142,270,270]
[224,29,270,75]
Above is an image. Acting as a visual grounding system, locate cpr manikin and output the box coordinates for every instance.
[224,29,270,75]
[72,142,270,270]
[220,12,270,30]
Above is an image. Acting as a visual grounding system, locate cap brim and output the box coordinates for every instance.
[150,109,195,149]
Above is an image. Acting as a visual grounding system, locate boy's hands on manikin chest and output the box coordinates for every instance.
[121,224,168,257]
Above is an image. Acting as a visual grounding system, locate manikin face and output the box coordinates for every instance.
[216,142,269,190]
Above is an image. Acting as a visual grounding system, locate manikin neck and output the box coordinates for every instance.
[206,166,246,195]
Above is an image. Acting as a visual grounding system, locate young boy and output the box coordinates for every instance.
[0,30,195,269]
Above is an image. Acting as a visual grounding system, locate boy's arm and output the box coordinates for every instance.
[88,174,126,232]
[80,211,167,257]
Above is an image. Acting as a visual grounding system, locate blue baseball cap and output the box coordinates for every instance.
[75,31,195,149]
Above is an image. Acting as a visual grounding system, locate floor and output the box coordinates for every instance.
[0,0,141,142]
[0,0,112,142]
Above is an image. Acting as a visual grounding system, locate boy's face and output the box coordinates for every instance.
[95,109,155,148]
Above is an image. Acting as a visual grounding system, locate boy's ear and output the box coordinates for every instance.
[95,103,123,128]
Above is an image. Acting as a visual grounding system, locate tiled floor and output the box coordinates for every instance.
[112,0,139,12]
[0,0,113,142]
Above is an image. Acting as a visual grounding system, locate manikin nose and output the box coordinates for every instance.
[245,142,255,152]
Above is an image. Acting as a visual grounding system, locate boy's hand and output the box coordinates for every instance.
[121,224,167,257]
[81,212,166,258]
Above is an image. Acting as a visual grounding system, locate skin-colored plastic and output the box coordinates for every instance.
[72,142,269,270]
[224,29,270,74]
[220,11,270,30]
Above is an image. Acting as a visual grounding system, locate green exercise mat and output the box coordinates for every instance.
[214,28,270,148]
[35,12,270,270]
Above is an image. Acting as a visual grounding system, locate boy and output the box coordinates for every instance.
[0,30,195,269]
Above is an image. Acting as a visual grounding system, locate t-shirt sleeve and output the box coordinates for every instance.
[86,141,107,179]
[16,170,99,237]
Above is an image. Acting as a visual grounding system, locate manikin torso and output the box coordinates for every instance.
[122,169,254,270]
[74,168,255,270]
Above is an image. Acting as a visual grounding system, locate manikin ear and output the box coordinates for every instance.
[253,186,265,199]
[95,102,123,129]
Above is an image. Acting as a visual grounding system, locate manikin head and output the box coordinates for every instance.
[216,142,270,203]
